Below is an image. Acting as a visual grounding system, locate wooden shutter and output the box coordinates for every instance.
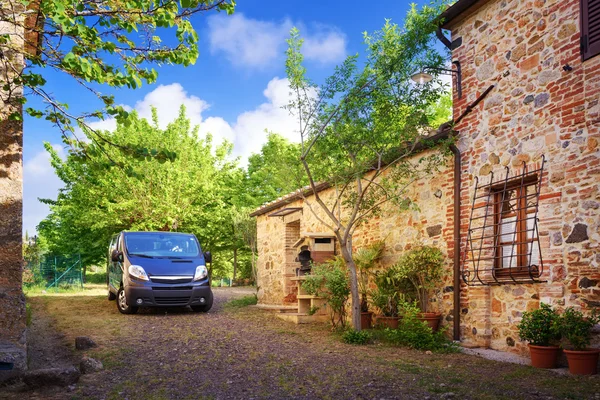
[582,0,600,60]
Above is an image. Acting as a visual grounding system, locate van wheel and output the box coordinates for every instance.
[191,293,213,312]
[117,288,138,314]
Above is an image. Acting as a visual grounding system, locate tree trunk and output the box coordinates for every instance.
[340,237,361,331]
[0,1,27,371]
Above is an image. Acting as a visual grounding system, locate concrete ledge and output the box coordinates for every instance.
[461,347,569,375]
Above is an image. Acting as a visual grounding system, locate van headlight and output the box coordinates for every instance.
[194,265,208,281]
[128,265,149,281]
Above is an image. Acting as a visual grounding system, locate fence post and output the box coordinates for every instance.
[79,254,83,289]
[54,256,57,292]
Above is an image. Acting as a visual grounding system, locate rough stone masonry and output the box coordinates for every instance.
[0,2,27,372]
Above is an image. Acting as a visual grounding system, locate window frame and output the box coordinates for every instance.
[491,178,539,278]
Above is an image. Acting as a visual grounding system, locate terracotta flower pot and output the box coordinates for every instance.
[375,316,399,329]
[417,312,441,332]
[564,349,600,375]
[528,344,561,369]
[361,312,373,329]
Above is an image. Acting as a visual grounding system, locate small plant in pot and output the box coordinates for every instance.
[370,266,403,329]
[355,241,385,329]
[517,303,561,368]
[559,307,600,375]
[394,246,446,331]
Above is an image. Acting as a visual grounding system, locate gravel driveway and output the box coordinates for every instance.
[3,287,599,400]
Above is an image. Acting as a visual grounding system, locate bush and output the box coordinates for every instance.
[559,307,600,350]
[517,303,561,346]
[303,257,350,329]
[394,245,446,313]
[381,303,459,353]
[86,271,107,284]
[342,329,372,345]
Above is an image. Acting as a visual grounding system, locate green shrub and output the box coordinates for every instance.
[303,257,350,329]
[382,303,458,353]
[394,245,446,313]
[342,329,372,345]
[86,271,107,284]
[559,307,600,350]
[517,303,561,346]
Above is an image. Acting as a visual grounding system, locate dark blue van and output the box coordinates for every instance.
[107,231,213,314]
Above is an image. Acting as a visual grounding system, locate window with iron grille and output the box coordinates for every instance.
[492,180,541,277]
[462,158,546,286]
[581,0,600,61]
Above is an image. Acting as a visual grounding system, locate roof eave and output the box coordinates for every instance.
[439,0,492,30]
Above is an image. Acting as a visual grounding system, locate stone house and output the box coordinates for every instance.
[251,0,600,357]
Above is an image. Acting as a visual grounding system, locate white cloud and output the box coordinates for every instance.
[23,144,65,235]
[207,13,347,69]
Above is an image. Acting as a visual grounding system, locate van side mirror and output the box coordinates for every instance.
[111,250,123,262]
[203,251,212,264]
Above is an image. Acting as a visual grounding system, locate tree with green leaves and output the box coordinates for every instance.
[285,3,452,330]
[38,107,240,268]
[245,132,308,208]
[1,0,234,138]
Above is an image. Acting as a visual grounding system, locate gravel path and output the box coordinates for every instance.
[3,288,599,400]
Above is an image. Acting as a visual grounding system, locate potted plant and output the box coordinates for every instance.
[559,307,600,375]
[370,266,403,329]
[394,246,446,331]
[517,303,561,368]
[354,241,385,329]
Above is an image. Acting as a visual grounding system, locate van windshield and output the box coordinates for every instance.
[125,233,200,258]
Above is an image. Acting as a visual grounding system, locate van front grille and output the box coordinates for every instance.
[155,296,190,305]
[150,276,192,284]
[152,286,193,291]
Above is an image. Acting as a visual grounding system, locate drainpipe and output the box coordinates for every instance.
[450,144,461,341]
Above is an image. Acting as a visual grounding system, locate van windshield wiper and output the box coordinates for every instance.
[128,253,155,258]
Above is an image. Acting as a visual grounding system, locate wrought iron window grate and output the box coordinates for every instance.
[462,156,546,286]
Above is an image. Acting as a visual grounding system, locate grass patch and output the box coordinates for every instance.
[26,303,32,326]
[224,295,257,308]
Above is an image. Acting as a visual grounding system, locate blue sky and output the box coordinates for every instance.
[23,0,441,234]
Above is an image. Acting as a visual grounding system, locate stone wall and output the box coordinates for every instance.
[447,0,600,354]
[0,3,27,371]
[255,149,457,329]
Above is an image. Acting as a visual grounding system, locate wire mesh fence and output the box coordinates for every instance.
[24,254,83,291]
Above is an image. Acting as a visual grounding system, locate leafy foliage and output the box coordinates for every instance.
[303,257,350,329]
[517,303,561,347]
[1,0,235,143]
[342,329,372,345]
[370,265,408,317]
[394,246,446,312]
[38,107,241,269]
[246,133,307,207]
[559,307,600,351]
[354,240,385,312]
[285,2,452,330]
[377,300,458,353]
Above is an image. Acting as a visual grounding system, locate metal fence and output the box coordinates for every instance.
[25,254,83,290]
